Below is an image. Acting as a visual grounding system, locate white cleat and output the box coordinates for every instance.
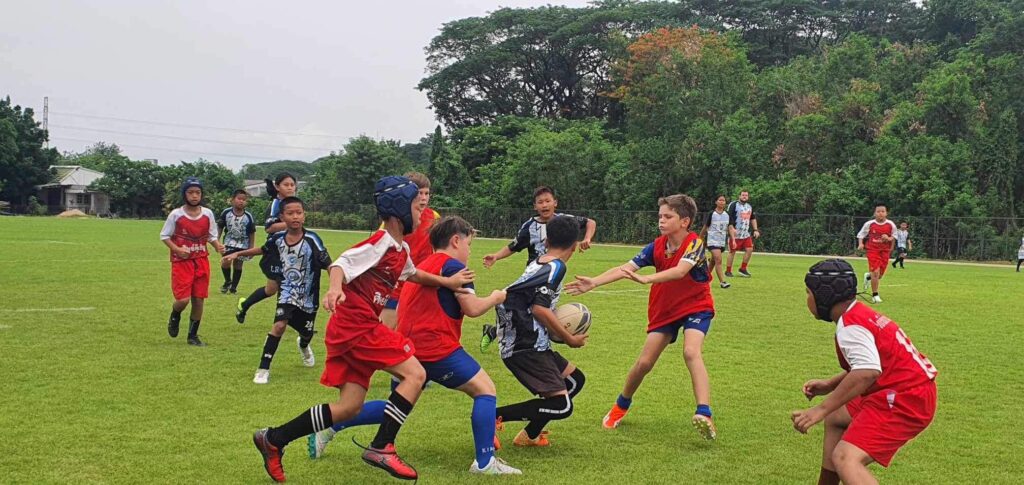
[469,456,522,475]
[253,369,270,384]
[298,337,315,367]
[307,428,336,459]
[872,295,882,304]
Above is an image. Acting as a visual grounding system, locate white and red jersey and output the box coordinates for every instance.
[160,207,218,262]
[328,230,416,332]
[856,219,897,252]
[835,301,937,395]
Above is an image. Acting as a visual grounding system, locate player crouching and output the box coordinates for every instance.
[794,259,938,485]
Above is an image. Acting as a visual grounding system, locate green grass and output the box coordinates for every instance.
[0,216,1020,484]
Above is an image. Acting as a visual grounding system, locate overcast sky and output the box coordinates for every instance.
[1,0,591,170]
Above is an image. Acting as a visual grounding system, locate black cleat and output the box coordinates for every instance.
[724,271,734,278]
[168,313,181,338]
[187,335,207,347]
[738,269,751,277]
[219,284,230,294]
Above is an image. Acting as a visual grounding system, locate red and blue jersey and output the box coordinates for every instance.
[631,232,714,330]
[396,253,475,362]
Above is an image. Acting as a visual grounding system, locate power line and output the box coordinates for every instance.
[50,111,347,138]
[49,136,295,161]
[51,124,338,151]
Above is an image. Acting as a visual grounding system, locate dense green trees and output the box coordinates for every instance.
[0,97,59,204]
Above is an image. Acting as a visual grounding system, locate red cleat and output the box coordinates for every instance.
[361,444,418,480]
[253,428,286,482]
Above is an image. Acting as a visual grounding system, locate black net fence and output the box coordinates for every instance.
[305,204,1024,262]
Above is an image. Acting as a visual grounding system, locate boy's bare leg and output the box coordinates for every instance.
[621,332,673,398]
[682,329,710,405]
[833,441,877,485]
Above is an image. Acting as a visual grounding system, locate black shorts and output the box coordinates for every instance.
[896,246,908,255]
[274,304,317,336]
[707,246,725,252]
[259,252,283,281]
[502,350,570,396]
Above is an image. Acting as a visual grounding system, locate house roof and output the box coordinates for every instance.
[41,165,106,188]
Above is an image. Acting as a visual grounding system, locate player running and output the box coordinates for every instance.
[160,177,225,347]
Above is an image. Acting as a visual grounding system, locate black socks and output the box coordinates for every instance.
[267,403,334,448]
[371,391,415,449]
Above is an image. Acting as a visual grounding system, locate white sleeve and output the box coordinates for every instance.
[836,325,882,372]
[330,241,387,284]
[855,221,871,240]
[205,209,219,241]
[399,250,416,281]
[887,220,898,233]
[159,210,179,240]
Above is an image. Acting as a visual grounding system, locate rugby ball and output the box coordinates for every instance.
[549,303,592,344]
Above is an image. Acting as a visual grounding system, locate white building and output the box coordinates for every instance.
[37,165,111,215]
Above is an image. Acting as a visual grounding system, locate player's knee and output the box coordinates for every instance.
[174,297,190,307]
[565,368,586,398]
[270,321,287,336]
[683,345,703,364]
[830,443,860,469]
[542,394,573,421]
[633,358,656,375]
[399,362,427,387]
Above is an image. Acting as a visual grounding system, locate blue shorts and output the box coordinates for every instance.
[650,311,714,343]
[383,297,399,310]
[421,347,481,389]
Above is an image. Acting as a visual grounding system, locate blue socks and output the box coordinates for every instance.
[330,399,385,432]
[471,395,497,468]
[696,404,712,418]
[616,394,632,410]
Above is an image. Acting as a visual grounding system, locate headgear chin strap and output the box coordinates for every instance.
[181,177,204,206]
[804,259,858,322]
[374,176,419,235]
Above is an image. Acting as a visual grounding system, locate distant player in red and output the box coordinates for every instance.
[795,259,937,485]
[159,177,225,347]
[379,171,441,330]
[251,176,473,482]
[856,204,897,303]
[567,194,718,441]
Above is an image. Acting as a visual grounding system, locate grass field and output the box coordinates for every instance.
[1,216,1021,484]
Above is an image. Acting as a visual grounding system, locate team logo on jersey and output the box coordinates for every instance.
[886,390,896,409]
[373,291,388,307]
[276,307,285,316]
[538,286,550,295]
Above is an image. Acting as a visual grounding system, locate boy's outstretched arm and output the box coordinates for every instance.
[565,262,634,295]
[622,259,695,285]
[408,267,475,292]
[222,246,263,263]
[579,218,597,251]
[791,369,879,434]
[457,289,506,318]
[483,246,514,268]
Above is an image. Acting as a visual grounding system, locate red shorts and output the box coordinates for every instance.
[730,237,754,252]
[171,258,210,300]
[320,318,416,389]
[843,381,937,467]
[867,250,889,276]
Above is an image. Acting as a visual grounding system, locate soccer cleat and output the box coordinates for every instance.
[603,404,629,429]
[297,337,315,367]
[229,287,238,294]
[480,324,497,352]
[493,417,504,450]
[187,335,206,347]
[469,456,522,475]
[307,428,336,459]
[361,444,418,480]
[692,414,717,441]
[253,428,287,482]
[512,429,549,447]
[725,271,734,278]
[872,295,883,304]
[220,283,230,294]
[236,297,247,324]
[719,282,731,289]
[738,269,751,277]
[168,313,180,338]
[253,369,270,384]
